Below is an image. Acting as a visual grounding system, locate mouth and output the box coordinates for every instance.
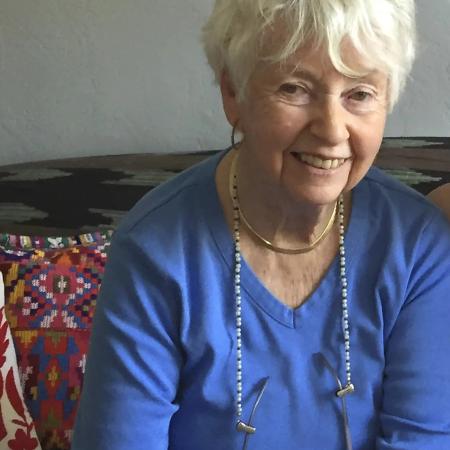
[292,152,349,170]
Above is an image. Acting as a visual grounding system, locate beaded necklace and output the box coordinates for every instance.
[228,152,355,445]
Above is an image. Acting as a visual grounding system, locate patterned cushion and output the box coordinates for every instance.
[0,272,42,450]
[0,231,112,450]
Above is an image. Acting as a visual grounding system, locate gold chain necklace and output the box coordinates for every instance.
[229,152,337,255]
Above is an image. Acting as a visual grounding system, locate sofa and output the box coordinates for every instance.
[0,138,449,450]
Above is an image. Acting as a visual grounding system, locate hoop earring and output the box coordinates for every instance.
[231,122,241,149]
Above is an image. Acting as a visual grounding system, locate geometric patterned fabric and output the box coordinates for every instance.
[0,231,112,450]
[0,272,42,450]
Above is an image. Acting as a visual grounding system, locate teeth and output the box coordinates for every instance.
[331,159,339,169]
[322,159,332,170]
[312,156,323,168]
[298,153,345,170]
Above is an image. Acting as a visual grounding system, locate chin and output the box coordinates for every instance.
[288,185,345,207]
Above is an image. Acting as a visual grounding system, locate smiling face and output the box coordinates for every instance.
[221,42,389,208]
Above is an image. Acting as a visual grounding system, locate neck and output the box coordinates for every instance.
[233,150,339,248]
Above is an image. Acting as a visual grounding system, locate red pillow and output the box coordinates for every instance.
[0,231,112,450]
[0,272,42,450]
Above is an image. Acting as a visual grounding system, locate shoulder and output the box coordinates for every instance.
[350,169,450,333]
[353,166,450,268]
[99,151,229,311]
[360,166,448,226]
[115,151,225,240]
[103,150,229,278]
[364,166,431,205]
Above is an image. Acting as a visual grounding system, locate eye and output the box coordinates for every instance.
[349,90,374,102]
[278,83,311,105]
[279,83,308,95]
[345,89,381,113]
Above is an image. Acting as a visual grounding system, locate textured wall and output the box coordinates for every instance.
[0,0,448,165]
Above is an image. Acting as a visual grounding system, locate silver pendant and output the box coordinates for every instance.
[236,420,256,434]
[336,383,355,398]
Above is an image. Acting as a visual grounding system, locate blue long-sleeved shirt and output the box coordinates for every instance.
[72,151,450,450]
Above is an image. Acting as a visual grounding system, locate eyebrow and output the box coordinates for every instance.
[291,69,320,83]
[291,68,383,85]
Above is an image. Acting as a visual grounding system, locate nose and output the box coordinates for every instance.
[309,96,350,146]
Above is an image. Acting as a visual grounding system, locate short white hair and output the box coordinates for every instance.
[202,0,416,110]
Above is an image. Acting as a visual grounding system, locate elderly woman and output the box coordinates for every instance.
[429,184,450,221]
[72,1,450,449]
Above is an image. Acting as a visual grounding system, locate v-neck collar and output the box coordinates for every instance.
[203,150,368,329]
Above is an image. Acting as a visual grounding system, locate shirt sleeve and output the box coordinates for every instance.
[71,230,184,450]
[376,212,450,449]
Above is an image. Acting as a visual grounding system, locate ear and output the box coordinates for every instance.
[220,71,241,128]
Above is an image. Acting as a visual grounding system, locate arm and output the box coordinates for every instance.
[71,231,183,450]
[376,213,450,449]
[428,184,450,221]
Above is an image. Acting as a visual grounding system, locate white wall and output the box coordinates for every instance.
[385,0,450,136]
[0,0,449,166]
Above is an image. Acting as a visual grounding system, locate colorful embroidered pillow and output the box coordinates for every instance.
[0,271,42,450]
[0,231,112,450]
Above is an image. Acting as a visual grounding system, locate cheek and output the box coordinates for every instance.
[346,129,384,188]
[243,104,305,147]
[351,115,386,162]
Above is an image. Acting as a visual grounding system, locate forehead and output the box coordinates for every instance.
[257,38,387,86]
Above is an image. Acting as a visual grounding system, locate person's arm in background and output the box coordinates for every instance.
[428,184,450,221]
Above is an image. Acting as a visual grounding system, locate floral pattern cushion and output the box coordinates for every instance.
[0,232,112,450]
[0,272,42,450]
